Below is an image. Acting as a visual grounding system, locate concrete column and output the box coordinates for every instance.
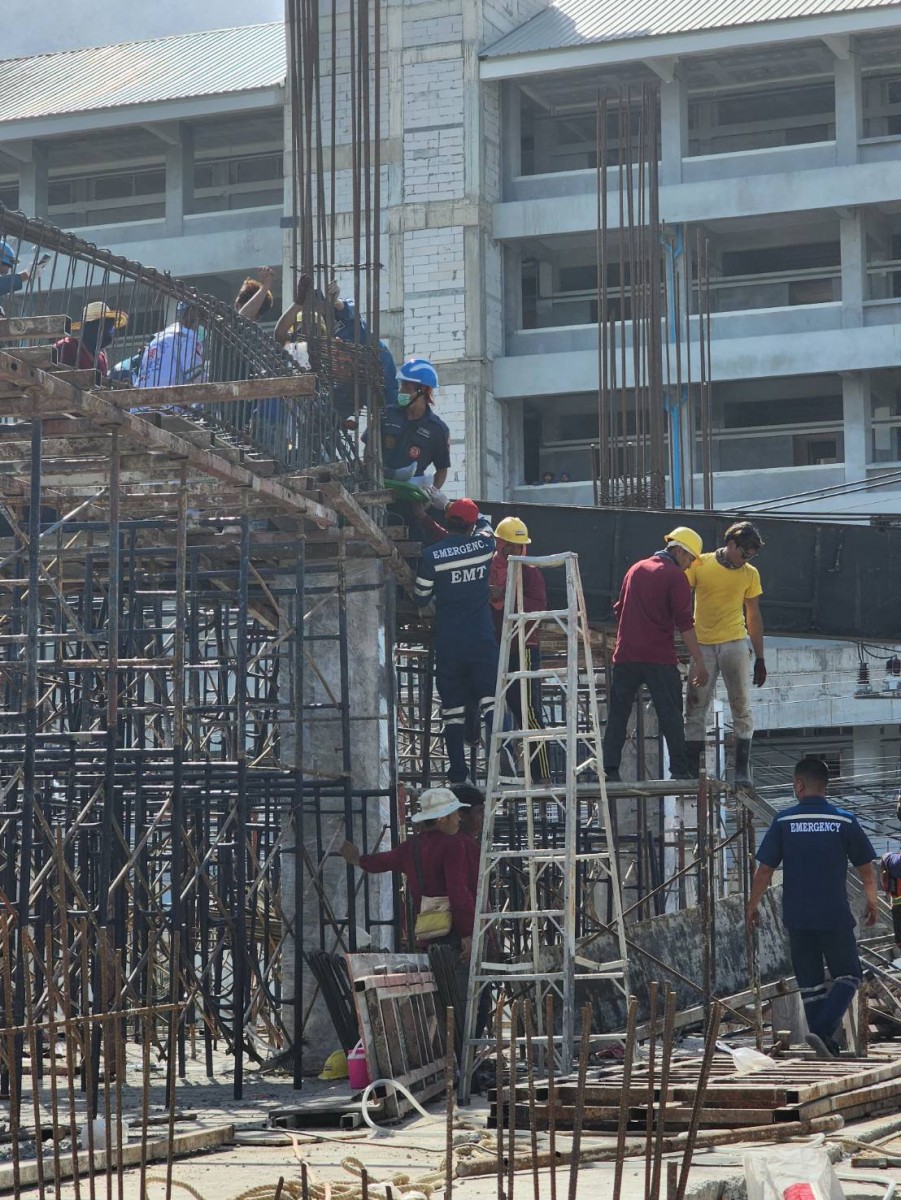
[164,123,194,237]
[833,46,862,167]
[851,722,882,782]
[842,371,871,483]
[839,207,866,326]
[279,559,393,1067]
[660,73,688,186]
[17,141,48,219]
[500,81,522,190]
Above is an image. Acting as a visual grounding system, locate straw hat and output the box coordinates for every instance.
[72,302,128,332]
[410,787,469,823]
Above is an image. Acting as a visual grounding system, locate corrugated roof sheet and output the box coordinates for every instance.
[0,22,286,125]
[483,0,901,58]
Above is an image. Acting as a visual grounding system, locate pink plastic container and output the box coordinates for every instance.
[347,1040,371,1090]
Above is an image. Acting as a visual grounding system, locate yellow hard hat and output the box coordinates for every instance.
[664,526,702,560]
[318,1049,349,1081]
[494,516,531,545]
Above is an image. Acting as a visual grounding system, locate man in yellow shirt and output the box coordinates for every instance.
[684,522,766,785]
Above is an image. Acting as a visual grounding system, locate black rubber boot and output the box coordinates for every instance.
[734,738,752,786]
[685,741,705,778]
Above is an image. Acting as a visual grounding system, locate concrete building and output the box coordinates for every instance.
[0,24,287,314]
[2,2,900,789]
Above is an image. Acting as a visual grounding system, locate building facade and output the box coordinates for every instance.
[2,1,900,789]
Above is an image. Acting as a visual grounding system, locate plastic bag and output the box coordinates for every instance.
[716,1039,777,1074]
[744,1146,845,1200]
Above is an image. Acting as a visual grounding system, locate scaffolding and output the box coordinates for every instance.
[0,205,409,1110]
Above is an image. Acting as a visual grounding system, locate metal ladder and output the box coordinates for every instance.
[459,551,630,1101]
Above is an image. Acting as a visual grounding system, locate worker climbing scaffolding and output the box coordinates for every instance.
[413,498,498,786]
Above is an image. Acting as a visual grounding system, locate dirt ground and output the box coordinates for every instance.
[7,1049,901,1200]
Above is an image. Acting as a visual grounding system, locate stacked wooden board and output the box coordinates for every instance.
[491,1051,901,1131]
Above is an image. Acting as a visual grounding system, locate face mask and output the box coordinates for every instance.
[398,387,424,408]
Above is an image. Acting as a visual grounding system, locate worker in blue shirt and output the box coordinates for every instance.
[745,756,878,1059]
[414,498,499,785]
[0,240,44,300]
[325,280,398,406]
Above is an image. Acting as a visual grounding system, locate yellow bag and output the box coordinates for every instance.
[411,836,453,941]
[414,895,453,941]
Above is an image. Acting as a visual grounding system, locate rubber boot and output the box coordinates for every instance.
[685,741,705,778]
[734,738,752,786]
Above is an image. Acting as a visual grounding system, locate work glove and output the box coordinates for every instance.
[424,484,449,510]
[326,279,342,307]
[294,272,312,307]
[753,657,767,687]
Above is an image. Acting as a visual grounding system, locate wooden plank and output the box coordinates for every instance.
[0,353,340,529]
[106,374,317,408]
[794,1076,901,1121]
[0,315,70,341]
[0,1123,234,1192]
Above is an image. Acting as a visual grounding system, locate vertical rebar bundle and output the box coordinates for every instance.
[595,88,714,510]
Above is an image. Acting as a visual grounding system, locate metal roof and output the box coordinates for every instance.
[0,23,286,125]
[483,0,901,58]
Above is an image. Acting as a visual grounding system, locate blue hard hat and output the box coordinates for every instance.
[0,240,16,268]
[396,358,438,390]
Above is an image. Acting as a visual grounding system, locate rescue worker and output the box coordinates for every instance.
[364,357,450,545]
[601,527,709,782]
[366,358,449,489]
[413,498,498,786]
[684,521,766,785]
[746,757,877,1058]
[489,516,549,778]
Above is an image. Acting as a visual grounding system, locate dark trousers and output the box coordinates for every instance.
[436,637,499,784]
[602,662,688,776]
[788,926,862,1040]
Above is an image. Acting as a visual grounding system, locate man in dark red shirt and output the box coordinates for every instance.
[341,787,474,953]
[602,527,709,782]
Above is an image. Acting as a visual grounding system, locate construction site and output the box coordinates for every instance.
[2,1,901,1198]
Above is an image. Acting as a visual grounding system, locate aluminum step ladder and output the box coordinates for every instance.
[459,550,629,1101]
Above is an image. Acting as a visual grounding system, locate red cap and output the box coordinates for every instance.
[446,498,479,525]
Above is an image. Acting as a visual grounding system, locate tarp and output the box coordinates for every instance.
[478,501,901,641]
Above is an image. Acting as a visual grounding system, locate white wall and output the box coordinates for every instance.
[2,1,284,58]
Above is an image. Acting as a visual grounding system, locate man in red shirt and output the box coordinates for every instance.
[53,301,128,378]
[340,787,474,954]
[602,527,709,782]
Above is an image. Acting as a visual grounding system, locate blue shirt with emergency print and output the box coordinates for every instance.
[756,796,876,930]
[413,516,496,642]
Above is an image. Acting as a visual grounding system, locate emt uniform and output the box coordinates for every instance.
[756,797,875,1041]
[414,515,499,783]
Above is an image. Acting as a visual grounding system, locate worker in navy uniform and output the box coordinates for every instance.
[363,357,450,544]
[365,357,449,487]
[413,498,498,785]
[746,756,878,1059]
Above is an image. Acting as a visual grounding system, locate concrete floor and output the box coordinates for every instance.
[9,1055,901,1199]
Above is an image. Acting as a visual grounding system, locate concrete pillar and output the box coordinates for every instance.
[842,371,871,483]
[17,141,48,219]
[851,723,883,782]
[279,559,393,1068]
[660,73,688,186]
[165,123,194,237]
[839,207,866,326]
[833,45,862,167]
[500,81,522,189]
